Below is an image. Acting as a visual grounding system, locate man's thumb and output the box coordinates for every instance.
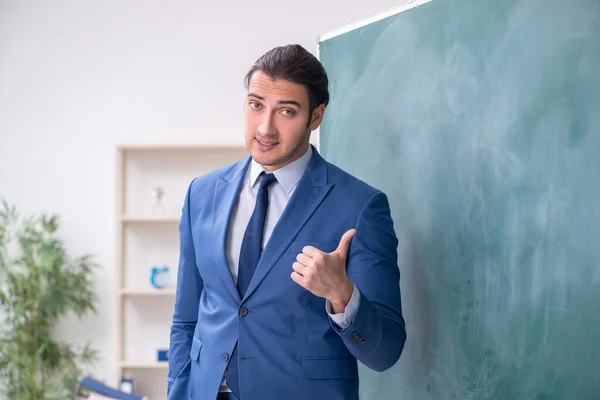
[334,229,357,256]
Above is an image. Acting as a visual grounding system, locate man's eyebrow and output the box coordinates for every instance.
[247,93,265,100]
[247,93,302,108]
[277,100,302,108]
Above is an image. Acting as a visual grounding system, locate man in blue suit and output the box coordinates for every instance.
[167,44,406,400]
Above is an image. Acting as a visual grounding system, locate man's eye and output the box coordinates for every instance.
[249,102,261,109]
[281,109,295,117]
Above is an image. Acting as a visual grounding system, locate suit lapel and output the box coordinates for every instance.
[242,147,333,301]
[213,157,251,304]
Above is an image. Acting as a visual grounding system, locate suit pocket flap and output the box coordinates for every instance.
[190,336,202,361]
[290,241,339,254]
[302,357,358,380]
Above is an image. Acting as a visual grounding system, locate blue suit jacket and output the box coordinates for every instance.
[167,147,406,400]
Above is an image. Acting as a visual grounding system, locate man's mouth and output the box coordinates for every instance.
[256,137,279,147]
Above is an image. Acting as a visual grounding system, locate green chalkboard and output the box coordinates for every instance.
[319,0,600,398]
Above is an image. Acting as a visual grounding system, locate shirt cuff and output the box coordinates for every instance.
[326,284,360,329]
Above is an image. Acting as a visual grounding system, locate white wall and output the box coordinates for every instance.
[0,0,405,385]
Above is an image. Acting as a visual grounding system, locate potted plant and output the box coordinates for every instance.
[0,200,99,399]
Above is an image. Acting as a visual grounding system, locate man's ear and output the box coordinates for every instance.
[309,104,326,131]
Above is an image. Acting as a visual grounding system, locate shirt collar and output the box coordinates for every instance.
[250,145,313,194]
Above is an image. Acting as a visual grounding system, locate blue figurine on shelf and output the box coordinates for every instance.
[150,265,170,289]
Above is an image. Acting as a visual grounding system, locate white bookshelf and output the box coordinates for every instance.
[114,144,248,399]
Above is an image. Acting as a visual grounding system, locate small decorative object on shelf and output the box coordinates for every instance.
[157,349,169,362]
[119,377,134,394]
[150,186,165,217]
[149,265,170,289]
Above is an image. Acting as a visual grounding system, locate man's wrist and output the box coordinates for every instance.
[329,279,354,313]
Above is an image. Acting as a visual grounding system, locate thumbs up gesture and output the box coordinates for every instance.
[291,229,356,313]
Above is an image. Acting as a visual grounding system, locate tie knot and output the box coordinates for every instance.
[259,172,277,190]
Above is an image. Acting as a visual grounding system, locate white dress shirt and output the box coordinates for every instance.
[221,145,360,392]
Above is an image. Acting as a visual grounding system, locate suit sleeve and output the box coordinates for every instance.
[167,179,204,394]
[330,191,406,372]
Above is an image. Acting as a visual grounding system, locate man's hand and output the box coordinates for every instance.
[291,229,356,313]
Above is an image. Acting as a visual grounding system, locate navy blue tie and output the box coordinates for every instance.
[228,171,277,398]
[236,171,278,297]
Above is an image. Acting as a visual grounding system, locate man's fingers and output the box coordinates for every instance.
[334,229,357,256]
[296,253,313,266]
[291,271,305,285]
[301,245,324,258]
[292,261,307,276]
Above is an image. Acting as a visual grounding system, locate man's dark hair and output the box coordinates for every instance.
[244,44,330,116]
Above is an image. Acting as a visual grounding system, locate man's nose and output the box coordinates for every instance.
[257,112,275,136]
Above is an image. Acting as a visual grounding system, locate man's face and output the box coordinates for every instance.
[244,70,324,171]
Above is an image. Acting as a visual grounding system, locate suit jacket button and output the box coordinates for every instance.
[221,353,230,362]
[239,307,248,317]
[351,332,359,339]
